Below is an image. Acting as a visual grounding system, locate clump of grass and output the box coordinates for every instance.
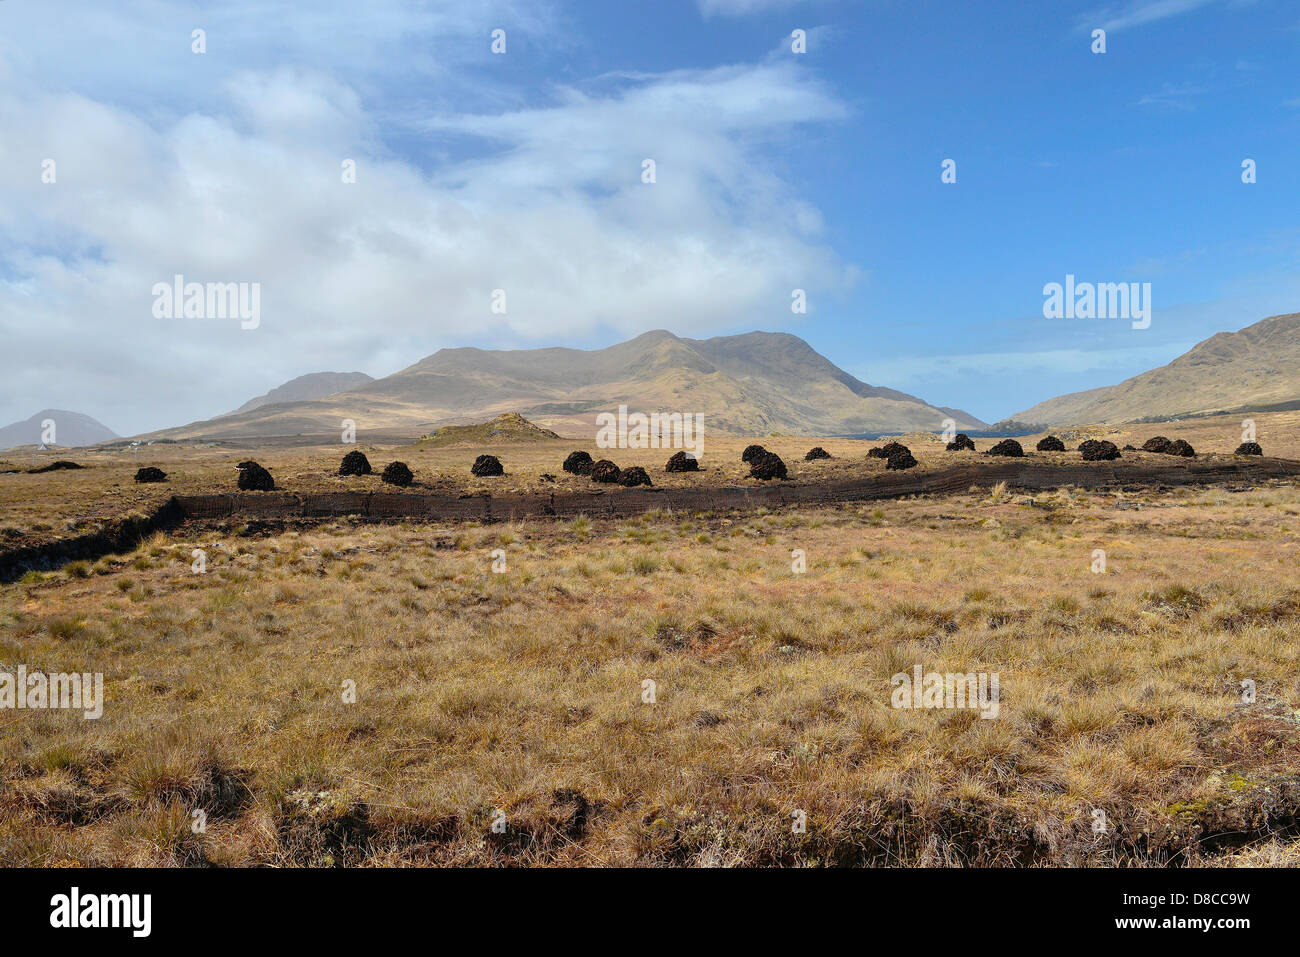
[631,554,660,576]
[45,617,85,640]
[1048,595,1080,615]
[1144,584,1206,614]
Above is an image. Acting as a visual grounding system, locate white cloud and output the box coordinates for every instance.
[0,0,561,102]
[0,47,856,433]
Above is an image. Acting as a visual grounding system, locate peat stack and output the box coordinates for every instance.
[1234,442,1263,456]
[563,451,594,475]
[471,454,504,477]
[133,466,167,483]
[1141,436,1172,454]
[27,461,83,473]
[381,461,414,486]
[236,461,275,491]
[1079,439,1121,461]
[749,451,788,481]
[986,439,1025,457]
[618,466,653,487]
[869,441,909,460]
[665,451,699,472]
[590,460,621,484]
[804,446,832,461]
[946,433,976,452]
[886,450,918,470]
[338,450,372,476]
[741,444,769,464]
[1166,439,1195,457]
[1036,436,1066,452]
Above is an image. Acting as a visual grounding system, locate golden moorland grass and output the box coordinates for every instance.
[2,471,1299,866]
[1,409,1295,550]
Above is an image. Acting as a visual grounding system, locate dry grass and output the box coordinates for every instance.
[3,409,1297,553]
[3,476,1300,866]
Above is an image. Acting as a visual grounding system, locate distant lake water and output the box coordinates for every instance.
[837,429,1039,441]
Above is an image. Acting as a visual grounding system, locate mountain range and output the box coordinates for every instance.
[11,312,1300,445]
[144,330,988,440]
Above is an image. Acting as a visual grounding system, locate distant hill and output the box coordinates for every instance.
[1014,312,1300,426]
[419,412,560,447]
[0,409,118,450]
[230,371,374,415]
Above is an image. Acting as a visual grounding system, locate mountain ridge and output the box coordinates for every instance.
[230,371,374,416]
[144,330,987,440]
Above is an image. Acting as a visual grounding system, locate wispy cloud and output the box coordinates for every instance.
[698,0,815,18]
[1082,0,1216,33]
[856,344,1193,392]
[1136,81,1209,111]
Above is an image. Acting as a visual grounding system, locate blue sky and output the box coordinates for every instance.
[2,0,1299,433]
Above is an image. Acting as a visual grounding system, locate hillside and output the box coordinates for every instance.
[418,412,560,447]
[143,330,987,440]
[229,371,374,415]
[1014,312,1300,426]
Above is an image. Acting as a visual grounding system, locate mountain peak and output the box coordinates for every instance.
[626,329,680,344]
